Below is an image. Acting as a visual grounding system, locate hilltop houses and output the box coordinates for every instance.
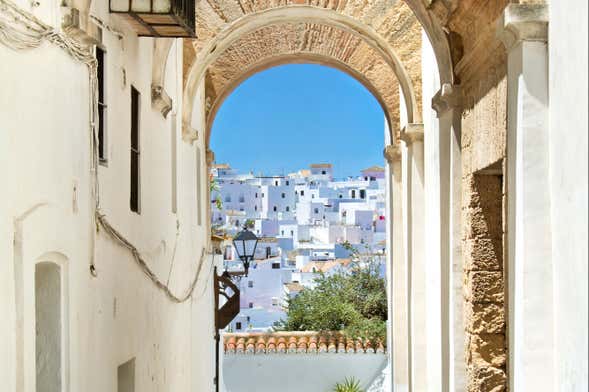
[212,164,387,331]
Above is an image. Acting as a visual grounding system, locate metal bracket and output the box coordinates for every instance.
[214,267,240,330]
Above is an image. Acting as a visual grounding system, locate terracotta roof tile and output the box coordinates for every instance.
[223,332,385,355]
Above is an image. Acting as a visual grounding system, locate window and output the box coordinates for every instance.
[312,194,315,199]
[273,206,277,212]
[262,193,265,198]
[281,193,286,198]
[96,46,107,163]
[286,180,290,185]
[248,280,253,288]
[255,193,258,198]
[275,180,278,186]
[236,322,242,330]
[254,205,258,211]
[281,230,284,235]
[360,189,366,199]
[218,217,222,221]
[290,230,294,236]
[249,302,253,309]
[130,86,140,213]
[300,190,304,196]
[339,194,343,198]
[286,206,290,212]
[321,170,326,175]
[272,262,281,269]
[239,194,245,203]
[314,208,319,214]
[235,220,240,227]
[351,190,356,199]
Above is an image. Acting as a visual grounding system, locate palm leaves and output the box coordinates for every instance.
[333,377,364,392]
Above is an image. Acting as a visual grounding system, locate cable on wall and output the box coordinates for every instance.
[0,0,212,304]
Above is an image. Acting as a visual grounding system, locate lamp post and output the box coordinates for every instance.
[213,226,258,392]
[231,226,259,277]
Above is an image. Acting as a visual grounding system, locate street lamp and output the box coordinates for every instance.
[231,226,259,277]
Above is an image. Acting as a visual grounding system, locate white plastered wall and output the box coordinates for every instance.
[548,1,588,390]
[0,2,216,391]
[421,29,443,391]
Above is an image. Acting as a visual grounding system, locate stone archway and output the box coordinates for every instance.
[204,52,399,146]
[181,1,445,144]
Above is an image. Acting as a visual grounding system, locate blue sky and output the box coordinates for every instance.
[210,64,385,179]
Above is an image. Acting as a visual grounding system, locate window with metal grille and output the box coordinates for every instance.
[130,86,140,213]
[97,46,107,163]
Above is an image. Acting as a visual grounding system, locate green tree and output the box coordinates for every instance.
[275,259,387,343]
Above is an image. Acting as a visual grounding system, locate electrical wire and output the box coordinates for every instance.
[0,0,212,303]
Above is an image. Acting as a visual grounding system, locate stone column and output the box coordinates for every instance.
[498,4,553,390]
[400,123,426,391]
[385,144,409,392]
[432,84,465,391]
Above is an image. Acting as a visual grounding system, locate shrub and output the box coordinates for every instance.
[333,377,364,392]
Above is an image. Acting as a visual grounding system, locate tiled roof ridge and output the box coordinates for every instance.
[223,331,386,355]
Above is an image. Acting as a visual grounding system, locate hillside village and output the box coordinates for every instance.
[210,163,387,331]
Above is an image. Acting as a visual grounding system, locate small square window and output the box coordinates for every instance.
[236,322,242,330]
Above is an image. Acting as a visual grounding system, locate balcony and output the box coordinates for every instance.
[109,0,195,37]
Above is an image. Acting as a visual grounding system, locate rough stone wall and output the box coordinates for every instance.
[428,1,510,389]
[460,55,508,392]
[463,173,506,391]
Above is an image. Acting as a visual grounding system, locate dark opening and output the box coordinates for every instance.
[97,46,107,162]
[130,86,140,213]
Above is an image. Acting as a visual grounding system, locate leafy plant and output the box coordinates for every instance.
[333,377,364,392]
[209,176,223,211]
[274,257,387,343]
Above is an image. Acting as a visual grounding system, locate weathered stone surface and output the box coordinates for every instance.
[466,364,507,392]
[464,238,503,271]
[467,333,506,368]
[463,205,503,240]
[464,301,505,334]
[465,271,504,303]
